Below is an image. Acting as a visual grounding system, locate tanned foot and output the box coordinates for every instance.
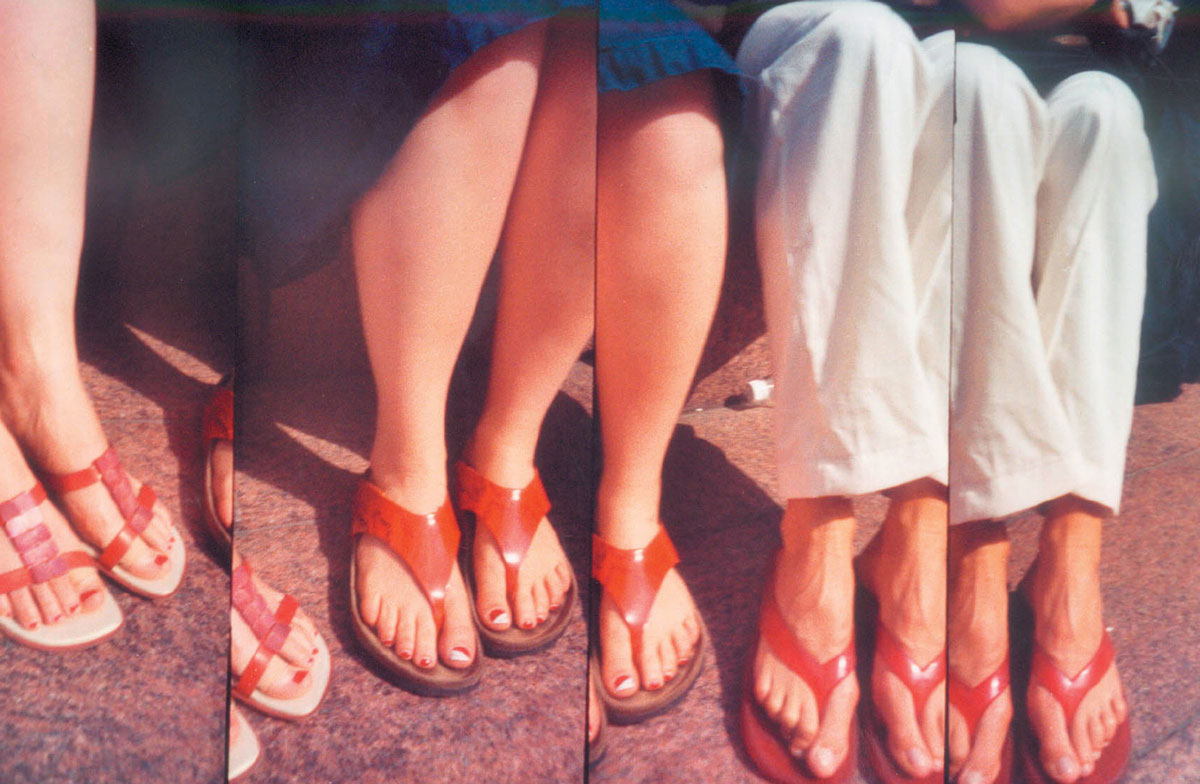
[752,496,860,777]
[1025,498,1127,784]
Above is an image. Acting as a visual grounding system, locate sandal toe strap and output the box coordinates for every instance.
[876,622,946,719]
[233,561,301,698]
[454,461,550,600]
[948,656,1010,739]
[759,586,854,712]
[592,527,679,650]
[0,483,96,594]
[352,479,459,630]
[1031,632,1115,726]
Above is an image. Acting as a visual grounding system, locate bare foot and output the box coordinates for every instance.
[0,362,175,579]
[230,558,322,699]
[859,479,947,779]
[752,497,860,777]
[588,668,603,744]
[0,470,108,628]
[355,471,477,670]
[1025,498,1127,784]
[460,447,572,633]
[948,522,1013,784]
[595,506,699,697]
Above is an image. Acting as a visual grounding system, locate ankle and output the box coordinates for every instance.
[367,448,448,515]
[460,428,537,489]
[595,487,661,549]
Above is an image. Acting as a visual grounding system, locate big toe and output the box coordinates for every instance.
[1029,687,1082,783]
[877,674,934,777]
[473,535,512,631]
[438,579,476,669]
[806,676,859,777]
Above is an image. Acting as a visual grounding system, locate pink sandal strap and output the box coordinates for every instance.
[233,561,301,698]
[42,447,158,571]
[1030,632,1115,726]
[592,527,679,653]
[759,581,854,712]
[948,655,1010,739]
[0,483,94,594]
[876,621,946,719]
[351,478,459,630]
[453,461,550,602]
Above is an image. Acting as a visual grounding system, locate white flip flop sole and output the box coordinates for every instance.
[0,587,123,650]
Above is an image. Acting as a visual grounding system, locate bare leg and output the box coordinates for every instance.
[948,521,1013,784]
[464,17,596,632]
[1026,497,1126,783]
[594,71,727,695]
[0,1,173,579]
[859,478,948,778]
[350,22,548,670]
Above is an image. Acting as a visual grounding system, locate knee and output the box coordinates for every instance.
[954,43,1044,131]
[1049,72,1149,156]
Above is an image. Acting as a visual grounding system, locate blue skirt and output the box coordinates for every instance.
[239,1,739,287]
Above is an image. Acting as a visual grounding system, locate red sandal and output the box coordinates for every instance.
[863,617,946,784]
[740,562,858,783]
[42,447,185,598]
[591,525,706,724]
[453,460,577,656]
[349,477,482,695]
[949,656,1013,784]
[231,560,330,720]
[0,482,122,649]
[202,377,234,551]
[1019,632,1129,784]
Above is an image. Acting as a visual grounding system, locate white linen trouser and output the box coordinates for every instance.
[949,44,1159,523]
[737,2,953,499]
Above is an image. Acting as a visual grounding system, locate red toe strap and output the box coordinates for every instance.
[203,385,234,445]
[42,447,160,571]
[1031,632,1115,727]
[0,483,95,594]
[233,561,301,699]
[352,478,459,630]
[454,461,550,602]
[592,527,679,652]
[948,655,1009,739]
[759,583,854,713]
[876,622,946,719]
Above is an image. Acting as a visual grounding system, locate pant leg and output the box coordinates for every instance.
[738,2,950,499]
[1034,72,1158,512]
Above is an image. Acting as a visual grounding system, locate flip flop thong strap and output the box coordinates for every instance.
[454,461,550,602]
[233,562,301,699]
[352,478,460,630]
[592,527,679,652]
[0,482,95,593]
[759,584,854,712]
[203,385,234,445]
[948,655,1010,739]
[1030,632,1115,726]
[876,621,946,719]
[42,447,159,570]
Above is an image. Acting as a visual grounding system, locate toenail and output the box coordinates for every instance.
[678,657,689,667]
[647,680,661,690]
[549,604,559,612]
[536,615,546,623]
[312,647,319,655]
[448,647,471,664]
[960,771,984,784]
[1054,757,1075,778]
[906,748,927,770]
[80,589,100,602]
[25,621,38,630]
[50,614,62,624]
[68,604,80,613]
[292,670,307,684]
[398,650,412,660]
[154,554,168,566]
[520,620,535,630]
[417,656,434,668]
[810,746,833,771]
[488,609,510,626]
[613,675,635,694]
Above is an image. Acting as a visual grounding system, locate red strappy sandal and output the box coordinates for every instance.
[349,477,482,695]
[740,566,858,784]
[949,656,1013,784]
[202,377,234,550]
[1020,632,1130,784]
[231,560,330,720]
[0,482,123,649]
[42,447,185,598]
[591,525,706,724]
[453,460,577,657]
[863,619,946,784]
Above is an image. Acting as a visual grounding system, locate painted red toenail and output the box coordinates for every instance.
[487,608,509,624]
[449,647,471,664]
[520,620,535,630]
[418,656,433,668]
[80,589,100,602]
[399,650,412,660]
[549,604,560,612]
[678,658,689,667]
[25,621,38,630]
[154,555,168,566]
[647,680,662,690]
[312,647,319,655]
[613,675,634,693]
[293,670,307,684]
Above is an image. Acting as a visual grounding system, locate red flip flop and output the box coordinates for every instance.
[949,655,1013,784]
[740,564,857,784]
[1019,632,1130,784]
[453,461,577,657]
[862,613,946,784]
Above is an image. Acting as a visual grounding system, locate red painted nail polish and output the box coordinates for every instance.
[678,658,689,667]
[548,604,560,612]
[488,608,508,624]
[399,650,412,660]
[647,680,661,690]
[520,620,535,630]
[80,589,101,603]
[68,604,80,614]
[312,647,319,655]
[293,670,308,684]
[154,554,168,566]
[417,656,434,668]
[25,620,38,630]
